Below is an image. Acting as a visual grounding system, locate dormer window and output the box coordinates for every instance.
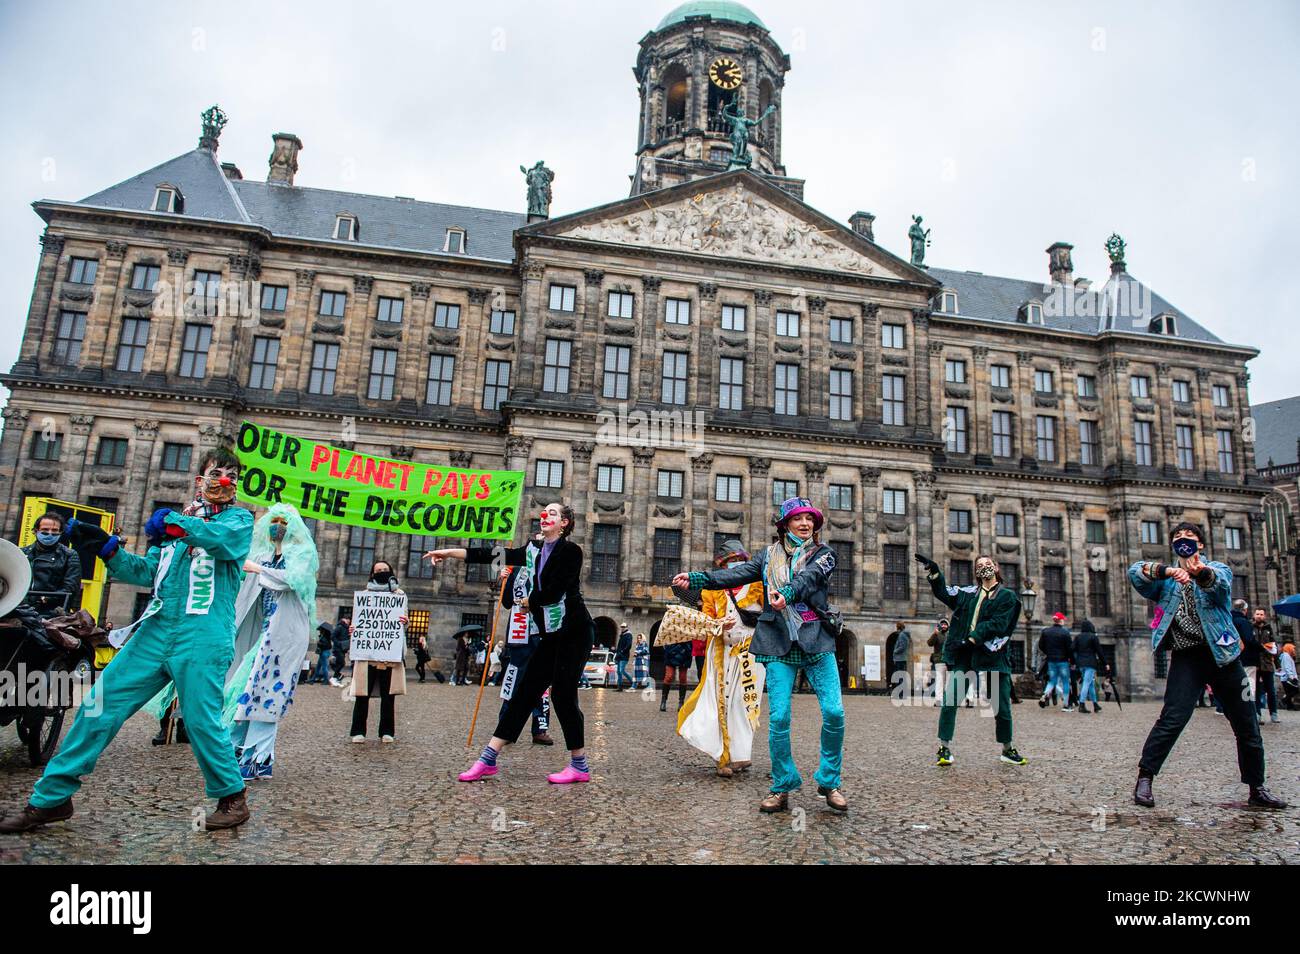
[444,228,466,254]
[1149,312,1178,335]
[938,290,958,314]
[152,185,182,213]
[1019,300,1044,324]
[334,214,358,241]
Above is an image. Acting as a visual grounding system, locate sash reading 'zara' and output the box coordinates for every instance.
[236,421,524,540]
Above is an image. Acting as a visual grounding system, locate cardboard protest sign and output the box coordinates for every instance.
[236,421,523,539]
[350,590,408,663]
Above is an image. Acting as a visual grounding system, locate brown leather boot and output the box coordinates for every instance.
[817,785,849,812]
[731,760,751,773]
[531,733,555,746]
[759,792,789,813]
[204,789,250,831]
[0,800,74,834]
[1134,774,1155,808]
[716,763,734,777]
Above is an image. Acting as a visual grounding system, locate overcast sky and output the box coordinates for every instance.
[2,0,1297,405]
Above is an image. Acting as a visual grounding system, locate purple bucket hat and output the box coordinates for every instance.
[776,497,823,531]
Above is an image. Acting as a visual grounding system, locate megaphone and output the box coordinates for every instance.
[0,538,33,619]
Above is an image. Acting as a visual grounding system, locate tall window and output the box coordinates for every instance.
[1035,415,1056,462]
[991,364,1011,389]
[652,529,682,583]
[345,527,377,575]
[881,323,905,349]
[1087,569,1110,617]
[1040,516,1063,541]
[1140,520,1161,545]
[829,316,853,344]
[661,352,688,404]
[1033,369,1054,393]
[161,443,192,472]
[548,284,576,311]
[248,336,279,390]
[1175,425,1195,470]
[607,291,634,319]
[543,338,572,393]
[367,348,398,400]
[775,310,800,337]
[426,354,455,406]
[489,309,516,335]
[590,526,622,582]
[949,560,973,587]
[995,513,1018,537]
[319,290,347,318]
[721,304,746,331]
[775,363,799,415]
[883,545,910,600]
[407,535,437,580]
[54,311,86,365]
[96,437,128,467]
[829,484,853,511]
[1133,420,1153,466]
[596,465,625,494]
[130,263,161,291]
[882,374,905,425]
[1076,374,1097,398]
[334,215,357,240]
[657,470,683,498]
[829,369,853,421]
[179,323,212,378]
[32,432,62,462]
[433,303,460,329]
[883,488,907,515]
[534,459,564,488]
[719,357,744,410]
[946,406,968,453]
[772,479,799,505]
[1224,527,1243,550]
[67,257,98,284]
[1212,384,1231,408]
[1130,375,1150,398]
[1000,563,1021,593]
[1086,520,1107,544]
[1042,566,1066,617]
[1172,380,1191,403]
[115,318,149,372]
[664,298,691,325]
[483,360,511,410]
[828,545,853,599]
[1215,429,1234,473]
[992,411,1013,458]
[715,475,741,502]
[260,284,288,312]
[192,270,221,317]
[444,228,466,253]
[1079,420,1099,465]
[949,509,971,534]
[945,359,966,384]
[376,297,404,323]
[603,345,630,399]
[308,342,340,395]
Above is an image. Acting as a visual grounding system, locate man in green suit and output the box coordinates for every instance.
[916,553,1027,768]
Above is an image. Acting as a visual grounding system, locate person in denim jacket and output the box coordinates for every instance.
[1129,522,1286,810]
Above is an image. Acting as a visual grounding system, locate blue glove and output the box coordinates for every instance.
[144,508,174,546]
[99,535,120,560]
[67,517,110,550]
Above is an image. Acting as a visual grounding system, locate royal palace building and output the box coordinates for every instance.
[0,1,1272,694]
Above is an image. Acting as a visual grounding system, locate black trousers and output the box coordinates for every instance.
[350,665,397,738]
[493,622,593,750]
[1139,646,1265,786]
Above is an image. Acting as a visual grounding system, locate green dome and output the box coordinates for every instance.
[656,1,767,32]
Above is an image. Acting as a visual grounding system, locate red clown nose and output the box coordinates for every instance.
[218,477,232,487]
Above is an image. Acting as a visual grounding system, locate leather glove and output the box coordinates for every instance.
[144,508,174,546]
[914,553,939,575]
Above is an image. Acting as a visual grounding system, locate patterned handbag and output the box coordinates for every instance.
[657,604,722,645]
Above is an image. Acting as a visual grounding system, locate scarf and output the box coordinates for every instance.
[182,483,234,520]
[764,536,817,636]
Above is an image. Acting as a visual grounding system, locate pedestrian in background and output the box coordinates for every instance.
[1038,612,1074,711]
[1279,640,1298,710]
[1252,609,1280,724]
[1232,599,1260,722]
[329,615,351,687]
[453,631,470,686]
[415,636,431,684]
[890,621,911,690]
[615,623,633,691]
[1073,619,1104,714]
[633,634,649,688]
[309,622,334,684]
[661,639,692,711]
[926,619,949,700]
[348,562,407,743]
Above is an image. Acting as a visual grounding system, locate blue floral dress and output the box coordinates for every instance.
[232,555,300,768]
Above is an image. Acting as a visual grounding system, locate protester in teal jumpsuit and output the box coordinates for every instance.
[0,447,254,833]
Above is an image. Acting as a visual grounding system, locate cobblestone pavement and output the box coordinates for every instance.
[1,680,1296,864]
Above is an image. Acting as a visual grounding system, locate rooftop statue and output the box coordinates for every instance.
[521,161,555,218]
[721,100,776,167]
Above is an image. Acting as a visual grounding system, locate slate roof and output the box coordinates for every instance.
[1250,396,1300,469]
[928,267,1226,345]
[76,148,527,263]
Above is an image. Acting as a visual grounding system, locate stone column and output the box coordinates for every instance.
[912,310,933,431]
[629,447,656,581]
[696,282,717,409]
[517,257,546,397]
[747,457,771,550]
[807,296,827,418]
[1016,350,1037,469]
[149,246,191,377]
[1247,510,1267,610]
[861,303,879,424]
[128,419,160,529]
[1194,367,1217,480]
[804,460,828,509]
[579,270,604,397]
[859,466,881,610]
[753,290,773,408]
[81,240,130,372]
[1022,497,1041,594]
[1206,508,1226,565]
[1066,501,1087,619]
[971,346,990,457]
[459,288,490,408]
[1059,357,1078,465]
[61,415,96,503]
[689,453,714,571]
[976,493,997,562]
[570,441,595,532]
[637,277,662,402]
[0,408,32,525]
[1153,361,1176,471]
[913,472,936,616]
[1113,503,1143,630]
[505,435,533,545]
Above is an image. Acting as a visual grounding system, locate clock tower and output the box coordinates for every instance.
[631,2,802,198]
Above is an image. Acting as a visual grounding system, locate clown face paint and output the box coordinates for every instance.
[195,465,239,505]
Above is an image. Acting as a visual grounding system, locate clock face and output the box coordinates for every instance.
[709,56,743,91]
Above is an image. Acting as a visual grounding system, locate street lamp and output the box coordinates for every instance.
[1020,580,1037,680]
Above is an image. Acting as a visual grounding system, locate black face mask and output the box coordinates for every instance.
[372,570,394,585]
[1171,538,1199,559]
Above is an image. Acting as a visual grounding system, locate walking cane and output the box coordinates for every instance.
[466,576,505,748]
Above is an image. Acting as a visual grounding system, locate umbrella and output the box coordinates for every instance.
[1105,672,1122,710]
[1272,594,1300,621]
[450,624,484,639]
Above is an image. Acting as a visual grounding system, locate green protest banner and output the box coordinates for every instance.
[235,421,523,539]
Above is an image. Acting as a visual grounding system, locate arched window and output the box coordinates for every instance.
[758,78,775,146]
[662,64,689,137]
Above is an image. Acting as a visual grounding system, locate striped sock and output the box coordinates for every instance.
[570,755,589,773]
[479,745,499,767]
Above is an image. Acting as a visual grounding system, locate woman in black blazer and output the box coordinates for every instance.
[425,502,596,784]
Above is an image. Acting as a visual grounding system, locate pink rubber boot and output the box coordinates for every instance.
[458,760,498,782]
[546,765,590,784]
